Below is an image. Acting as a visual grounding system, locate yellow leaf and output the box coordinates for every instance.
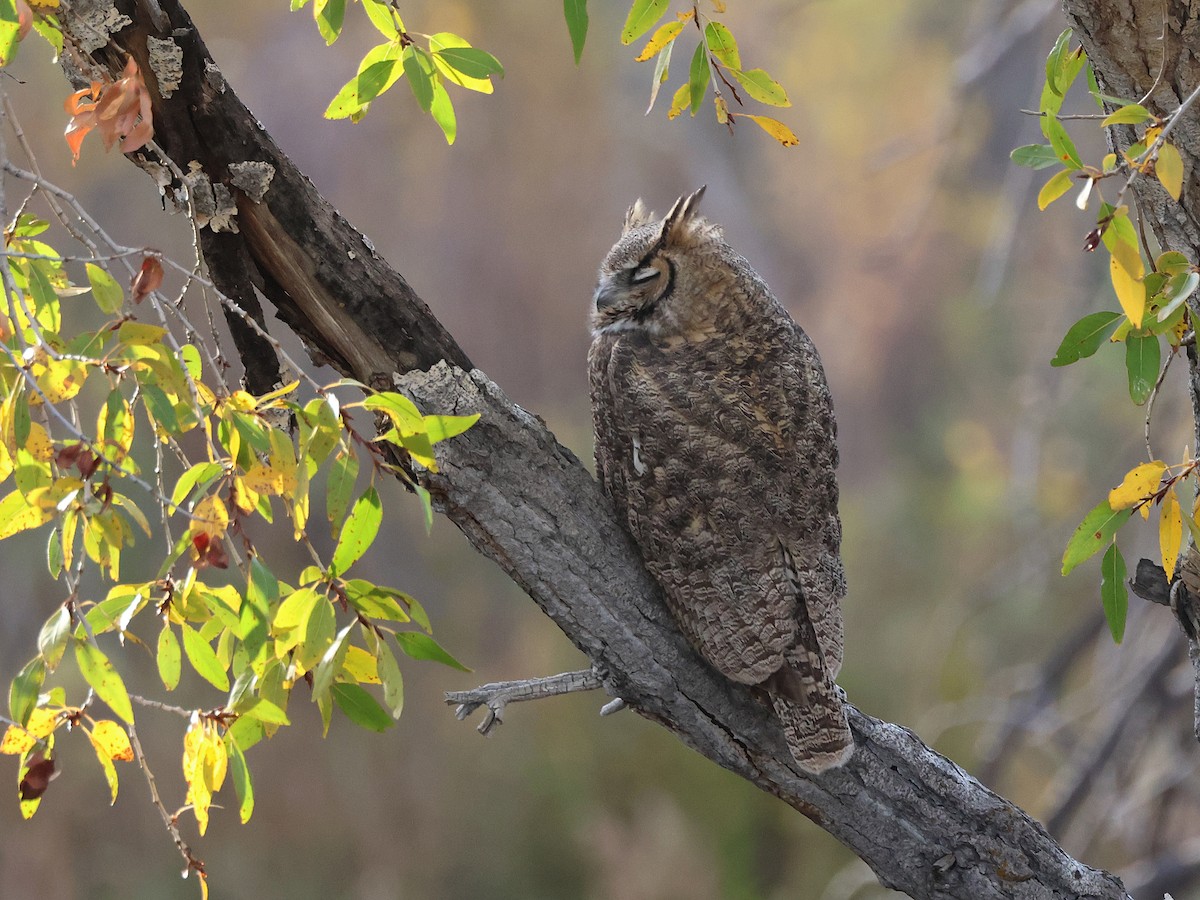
[25,422,53,461]
[740,114,799,147]
[635,20,684,62]
[89,719,134,762]
[1161,489,1184,581]
[1037,169,1073,210]
[667,82,690,119]
[183,718,228,836]
[189,494,229,541]
[1157,142,1183,201]
[86,727,120,804]
[1108,460,1165,510]
[1110,253,1146,327]
[340,645,381,684]
[709,95,728,125]
[0,708,60,755]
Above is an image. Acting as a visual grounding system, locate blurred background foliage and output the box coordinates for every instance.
[1,0,1198,897]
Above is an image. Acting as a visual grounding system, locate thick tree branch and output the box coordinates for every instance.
[42,0,1149,897]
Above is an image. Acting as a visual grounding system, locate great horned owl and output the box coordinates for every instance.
[587,187,852,773]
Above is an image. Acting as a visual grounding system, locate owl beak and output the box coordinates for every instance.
[593,279,622,312]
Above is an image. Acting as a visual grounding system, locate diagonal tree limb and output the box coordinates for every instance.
[40,0,1149,897]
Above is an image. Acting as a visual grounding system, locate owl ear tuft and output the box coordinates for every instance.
[660,185,707,243]
[623,199,654,233]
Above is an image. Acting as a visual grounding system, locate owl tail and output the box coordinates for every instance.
[767,638,853,773]
[770,686,853,774]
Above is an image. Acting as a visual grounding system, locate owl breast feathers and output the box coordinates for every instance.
[587,187,852,773]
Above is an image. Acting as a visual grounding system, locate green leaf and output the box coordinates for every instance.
[1044,28,1073,96]
[394,631,470,672]
[1157,271,1200,324]
[403,47,434,113]
[85,263,124,315]
[1062,501,1133,575]
[37,606,71,672]
[74,641,133,724]
[225,735,255,823]
[1126,332,1161,405]
[294,594,335,673]
[1100,542,1128,643]
[314,0,345,44]
[563,0,588,64]
[621,0,669,45]
[688,40,709,118]
[361,0,400,38]
[422,413,479,444]
[376,639,404,718]
[1010,143,1061,170]
[1050,311,1122,366]
[46,530,62,580]
[1039,35,1087,137]
[182,623,231,691]
[429,79,457,145]
[1046,117,1083,170]
[326,448,359,538]
[331,486,382,576]
[1101,103,1151,126]
[8,657,45,727]
[157,624,181,690]
[171,461,224,509]
[243,558,276,673]
[730,68,789,107]
[0,0,20,68]
[324,43,404,120]
[434,47,504,80]
[332,683,394,732]
[312,622,354,706]
[703,21,740,69]
[344,580,412,622]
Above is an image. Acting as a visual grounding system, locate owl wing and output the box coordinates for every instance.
[589,321,842,687]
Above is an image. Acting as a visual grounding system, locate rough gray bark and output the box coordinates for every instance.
[44,0,1183,896]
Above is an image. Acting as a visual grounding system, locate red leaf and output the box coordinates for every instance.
[19,752,57,801]
[130,256,163,303]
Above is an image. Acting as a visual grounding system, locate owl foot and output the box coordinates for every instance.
[445,668,604,736]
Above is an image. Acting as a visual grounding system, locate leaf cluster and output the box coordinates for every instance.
[0,212,477,843]
[1017,30,1199,643]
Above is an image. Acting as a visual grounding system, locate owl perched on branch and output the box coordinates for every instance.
[587,187,852,773]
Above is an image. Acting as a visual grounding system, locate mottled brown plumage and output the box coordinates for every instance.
[588,188,852,772]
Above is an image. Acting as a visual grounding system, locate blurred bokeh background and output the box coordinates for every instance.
[2,1,1198,897]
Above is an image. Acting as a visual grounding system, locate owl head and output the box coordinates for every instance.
[592,186,733,339]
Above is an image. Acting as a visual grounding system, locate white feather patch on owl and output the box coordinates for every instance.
[631,436,648,476]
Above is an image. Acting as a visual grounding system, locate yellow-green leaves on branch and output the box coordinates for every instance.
[321,15,501,144]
